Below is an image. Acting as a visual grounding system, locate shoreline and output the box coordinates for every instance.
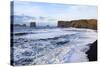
[86,40,97,61]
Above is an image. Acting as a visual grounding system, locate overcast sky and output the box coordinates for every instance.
[13,1,97,26]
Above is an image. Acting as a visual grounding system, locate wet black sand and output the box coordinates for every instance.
[86,40,97,61]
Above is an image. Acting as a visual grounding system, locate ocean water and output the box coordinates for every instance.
[12,27,97,65]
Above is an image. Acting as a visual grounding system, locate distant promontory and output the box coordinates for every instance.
[58,19,97,30]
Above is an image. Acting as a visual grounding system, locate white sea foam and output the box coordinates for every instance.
[12,28,97,65]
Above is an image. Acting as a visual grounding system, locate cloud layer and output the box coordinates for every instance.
[13,1,97,26]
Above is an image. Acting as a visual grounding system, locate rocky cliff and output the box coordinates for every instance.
[58,19,97,30]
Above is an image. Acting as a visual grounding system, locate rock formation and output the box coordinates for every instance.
[58,19,97,30]
[30,22,36,28]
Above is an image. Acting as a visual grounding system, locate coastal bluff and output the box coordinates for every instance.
[58,19,97,30]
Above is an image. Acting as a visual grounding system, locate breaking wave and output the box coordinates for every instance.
[12,28,97,65]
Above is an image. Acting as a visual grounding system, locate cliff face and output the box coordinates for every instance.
[58,19,97,30]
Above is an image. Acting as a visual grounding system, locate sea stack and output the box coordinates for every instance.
[30,22,36,28]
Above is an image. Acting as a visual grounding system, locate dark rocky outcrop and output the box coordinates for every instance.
[30,22,36,28]
[86,40,97,61]
[58,19,97,30]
